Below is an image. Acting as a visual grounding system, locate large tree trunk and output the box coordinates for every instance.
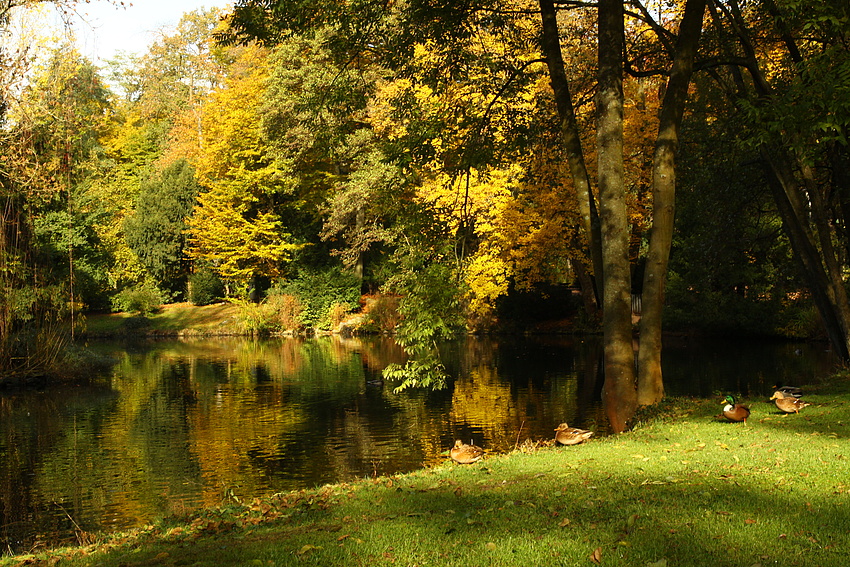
[636,0,706,406]
[539,0,603,313]
[597,0,636,432]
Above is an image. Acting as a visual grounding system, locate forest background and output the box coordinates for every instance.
[2,0,849,428]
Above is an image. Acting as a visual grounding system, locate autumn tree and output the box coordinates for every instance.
[0,1,114,378]
[220,1,711,411]
[5,45,114,312]
[188,44,301,294]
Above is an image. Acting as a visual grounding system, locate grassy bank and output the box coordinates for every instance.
[4,376,849,567]
[82,302,244,337]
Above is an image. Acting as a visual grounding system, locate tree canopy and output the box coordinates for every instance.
[3,1,850,412]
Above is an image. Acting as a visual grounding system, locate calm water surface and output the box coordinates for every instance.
[0,335,837,552]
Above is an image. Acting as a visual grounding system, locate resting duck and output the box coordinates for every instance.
[772,385,803,398]
[554,423,594,446]
[770,390,811,413]
[721,395,750,425]
[450,440,485,464]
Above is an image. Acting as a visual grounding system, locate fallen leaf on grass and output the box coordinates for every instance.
[559,518,571,527]
[296,544,322,556]
[590,546,602,564]
[485,542,497,551]
[745,518,757,524]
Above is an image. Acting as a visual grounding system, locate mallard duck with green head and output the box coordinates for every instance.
[554,423,594,446]
[450,440,485,464]
[770,390,811,413]
[721,395,750,425]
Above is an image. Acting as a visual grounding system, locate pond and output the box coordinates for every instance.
[0,334,838,553]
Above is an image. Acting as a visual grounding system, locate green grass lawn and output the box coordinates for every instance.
[4,376,849,567]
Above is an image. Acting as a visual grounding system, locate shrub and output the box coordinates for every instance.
[188,270,224,306]
[238,294,305,335]
[267,293,304,332]
[327,302,351,330]
[365,294,400,332]
[112,281,164,315]
[279,267,361,330]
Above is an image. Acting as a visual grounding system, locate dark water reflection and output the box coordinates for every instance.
[0,335,838,553]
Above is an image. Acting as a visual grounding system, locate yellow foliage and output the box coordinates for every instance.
[188,44,300,284]
[189,188,300,282]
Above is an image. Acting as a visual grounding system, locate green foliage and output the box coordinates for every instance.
[379,249,466,390]
[383,350,449,393]
[124,159,200,296]
[31,203,113,311]
[188,269,224,306]
[279,267,361,330]
[112,280,164,315]
[663,272,787,336]
[388,257,465,350]
[776,302,827,341]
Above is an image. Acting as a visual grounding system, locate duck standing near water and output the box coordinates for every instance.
[721,395,750,425]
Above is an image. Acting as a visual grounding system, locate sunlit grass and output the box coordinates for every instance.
[4,374,849,566]
[84,302,243,336]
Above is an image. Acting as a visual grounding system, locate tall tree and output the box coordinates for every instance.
[0,2,112,378]
[124,159,200,296]
[596,0,635,431]
[636,0,707,404]
[188,44,301,292]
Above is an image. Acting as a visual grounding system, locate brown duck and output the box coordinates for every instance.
[772,385,803,398]
[770,390,811,414]
[450,440,484,464]
[554,423,594,446]
[721,395,750,425]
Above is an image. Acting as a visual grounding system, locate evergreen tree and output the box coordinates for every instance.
[124,159,200,297]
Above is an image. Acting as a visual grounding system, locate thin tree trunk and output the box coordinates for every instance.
[637,0,706,406]
[597,0,636,433]
[539,0,603,312]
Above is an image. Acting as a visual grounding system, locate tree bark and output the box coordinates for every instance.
[538,0,603,312]
[597,0,636,433]
[636,0,706,406]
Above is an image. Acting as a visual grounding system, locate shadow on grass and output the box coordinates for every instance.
[53,439,850,567]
